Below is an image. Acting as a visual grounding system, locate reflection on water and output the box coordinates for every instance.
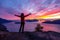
[25,22,60,33]
[41,23,60,32]
[4,22,60,33]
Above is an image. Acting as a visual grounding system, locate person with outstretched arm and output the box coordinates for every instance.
[15,13,31,33]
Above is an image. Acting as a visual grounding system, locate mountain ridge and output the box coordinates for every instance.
[0,18,12,24]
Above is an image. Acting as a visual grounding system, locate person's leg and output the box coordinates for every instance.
[22,23,25,33]
[19,23,22,32]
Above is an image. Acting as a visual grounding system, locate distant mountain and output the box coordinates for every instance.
[43,19,60,24]
[15,19,38,24]
[0,18,12,24]
[26,19,38,22]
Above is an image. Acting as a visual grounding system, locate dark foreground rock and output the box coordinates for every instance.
[0,31,60,40]
[0,24,9,32]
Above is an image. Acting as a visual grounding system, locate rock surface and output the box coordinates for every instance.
[0,24,9,32]
[0,31,60,40]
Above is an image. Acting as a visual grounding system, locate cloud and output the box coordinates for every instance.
[0,0,60,20]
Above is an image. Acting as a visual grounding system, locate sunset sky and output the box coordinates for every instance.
[0,0,60,20]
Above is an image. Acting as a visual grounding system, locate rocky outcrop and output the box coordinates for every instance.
[0,31,60,40]
[0,24,8,32]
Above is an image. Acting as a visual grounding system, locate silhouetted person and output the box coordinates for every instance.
[35,23,43,32]
[15,13,31,32]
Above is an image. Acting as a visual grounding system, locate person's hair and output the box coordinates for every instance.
[21,13,24,14]
[21,13,24,15]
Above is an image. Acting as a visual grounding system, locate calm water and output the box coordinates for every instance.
[4,22,60,33]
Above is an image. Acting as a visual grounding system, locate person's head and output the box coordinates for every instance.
[21,13,24,16]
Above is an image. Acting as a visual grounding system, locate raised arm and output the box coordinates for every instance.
[24,13,31,17]
[15,14,21,17]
